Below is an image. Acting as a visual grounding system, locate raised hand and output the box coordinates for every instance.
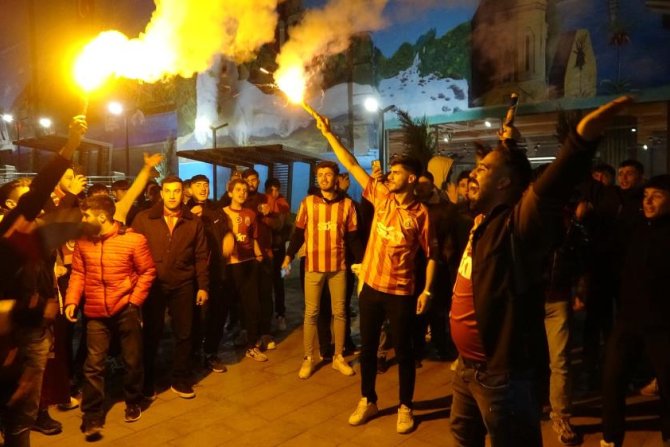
[577,96,633,141]
[69,174,88,196]
[143,152,163,168]
[314,112,331,135]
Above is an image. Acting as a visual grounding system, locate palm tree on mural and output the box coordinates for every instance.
[601,0,632,93]
[394,108,436,169]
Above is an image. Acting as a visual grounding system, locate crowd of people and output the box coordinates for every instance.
[0,95,668,447]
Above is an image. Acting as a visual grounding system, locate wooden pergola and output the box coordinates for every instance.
[177,144,323,204]
[14,134,113,175]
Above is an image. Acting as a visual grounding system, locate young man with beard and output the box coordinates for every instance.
[282,161,362,379]
[64,195,156,438]
[132,176,209,399]
[601,174,670,447]
[242,169,278,350]
[264,178,291,331]
[311,114,436,434]
[446,96,631,446]
[187,174,230,373]
[414,172,471,362]
[222,179,267,362]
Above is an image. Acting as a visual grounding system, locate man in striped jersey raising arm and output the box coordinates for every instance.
[283,161,363,379]
[310,115,437,434]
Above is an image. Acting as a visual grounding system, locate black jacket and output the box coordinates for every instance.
[187,199,229,283]
[471,132,598,375]
[619,214,670,331]
[132,202,209,291]
[0,155,78,327]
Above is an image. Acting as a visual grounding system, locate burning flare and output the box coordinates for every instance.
[275,66,307,104]
[274,0,388,105]
[73,0,280,92]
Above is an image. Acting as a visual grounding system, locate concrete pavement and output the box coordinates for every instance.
[30,276,664,447]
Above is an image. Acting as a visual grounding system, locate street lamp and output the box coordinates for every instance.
[365,97,395,172]
[108,101,130,174]
[38,117,52,130]
[210,122,228,199]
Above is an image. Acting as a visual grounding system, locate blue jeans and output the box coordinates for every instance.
[544,301,571,419]
[4,326,51,436]
[82,304,143,423]
[450,358,542,447]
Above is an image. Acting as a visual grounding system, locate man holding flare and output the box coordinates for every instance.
[309,109,436,434]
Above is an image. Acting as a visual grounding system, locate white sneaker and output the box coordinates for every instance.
[396,404,414,434]
[276,315,287,331]
[245,347,268,362]
[298,357,313,379]
[332,354,355,376]
[348,398,379,426]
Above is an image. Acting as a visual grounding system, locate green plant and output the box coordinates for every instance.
[395,108,436,168]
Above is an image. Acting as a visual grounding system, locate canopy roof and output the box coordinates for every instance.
[177,144,323,168]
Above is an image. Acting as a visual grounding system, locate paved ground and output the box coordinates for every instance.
[28,275,664,447]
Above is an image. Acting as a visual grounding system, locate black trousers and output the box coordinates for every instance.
[198,281,229,356]
[257,258,274,336]
[358,284,416,407]
[271,245,286,317]
[82,305,143,423]
[602,321,670,445]
[143,282,194,391]
[226,261,261,348]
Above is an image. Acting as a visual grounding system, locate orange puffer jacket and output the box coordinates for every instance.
[65,224,156,318]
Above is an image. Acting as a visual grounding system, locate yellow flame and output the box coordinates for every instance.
[74,31,128,92]
[274,0,387,104]
[275,66,307,103]
[73,0,280,92]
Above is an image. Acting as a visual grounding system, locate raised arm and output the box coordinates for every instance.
[59,115,87,160]
[114,152,162,224]
[0,116,87,236]
[515,96,633,245]
[312,112,370,189]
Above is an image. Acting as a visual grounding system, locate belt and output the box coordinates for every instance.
[460,356,488,371]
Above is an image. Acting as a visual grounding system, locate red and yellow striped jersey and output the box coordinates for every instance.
[295,194,358,272]
[223,206,257,264]
[361,179,432,296]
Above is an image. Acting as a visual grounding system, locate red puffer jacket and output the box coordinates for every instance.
[65,223,156,318]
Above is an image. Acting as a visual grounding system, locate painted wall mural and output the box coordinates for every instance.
[182,0,670,154]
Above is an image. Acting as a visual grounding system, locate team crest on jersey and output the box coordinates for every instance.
[317,221,334,231]
[376,222,403,244]
[244,217,251,226]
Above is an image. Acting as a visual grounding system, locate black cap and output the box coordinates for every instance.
[645,174,670,192]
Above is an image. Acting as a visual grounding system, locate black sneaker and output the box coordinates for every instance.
[81,419,103,440]
[32,409,62,435]
[205,355,228,373]
[171,382,196,399]
[124,404,142,422]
